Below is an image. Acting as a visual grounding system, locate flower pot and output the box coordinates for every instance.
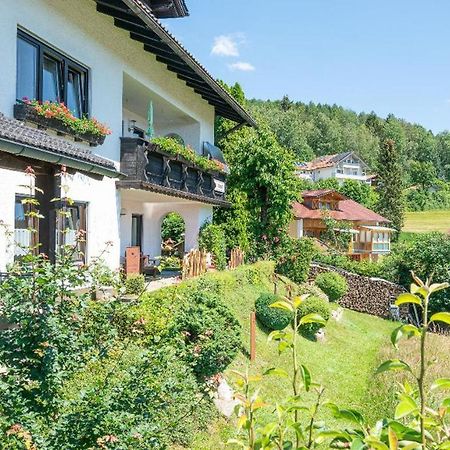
[14,103,106,147]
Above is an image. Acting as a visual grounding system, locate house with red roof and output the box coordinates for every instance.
[290,190,395,260]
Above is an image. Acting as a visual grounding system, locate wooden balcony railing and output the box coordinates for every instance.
[119,138,228,204]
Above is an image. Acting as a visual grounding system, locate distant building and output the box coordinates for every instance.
[290,190,395,260]
[296,151,372,184]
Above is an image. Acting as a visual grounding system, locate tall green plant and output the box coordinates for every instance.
[229,278,327,449]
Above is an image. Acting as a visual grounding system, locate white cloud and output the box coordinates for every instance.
[211,35,239,57]
[228,61,255,72]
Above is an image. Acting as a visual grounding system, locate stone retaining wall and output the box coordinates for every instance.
[309,263,406,319]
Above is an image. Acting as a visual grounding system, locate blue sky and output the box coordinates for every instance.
[162,0,450,133]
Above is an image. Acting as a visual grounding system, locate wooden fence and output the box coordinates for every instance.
[229,247,245,270]
[182,249,207,280]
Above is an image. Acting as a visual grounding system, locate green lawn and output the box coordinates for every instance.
[175,267,450,450]
[403,209,450,233]
[190,290,399,449]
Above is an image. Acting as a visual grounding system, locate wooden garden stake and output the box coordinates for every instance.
[250,311,256,361]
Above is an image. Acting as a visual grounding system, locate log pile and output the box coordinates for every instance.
[309,263,406,319]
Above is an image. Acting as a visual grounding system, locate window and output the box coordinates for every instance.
[14,195,39,257]
[56,202,87,263]
[16,30,88,117]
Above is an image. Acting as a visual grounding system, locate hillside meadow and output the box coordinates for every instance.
[186,278,450,450]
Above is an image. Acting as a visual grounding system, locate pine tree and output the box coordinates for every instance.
[376,139,405,235]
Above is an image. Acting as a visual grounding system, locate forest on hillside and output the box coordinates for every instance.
[248,96,450,182]
[246,96,450,212]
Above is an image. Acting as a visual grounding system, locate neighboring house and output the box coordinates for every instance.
[0,0,255,271]
[290,190,394,260]
[296,151,372,184]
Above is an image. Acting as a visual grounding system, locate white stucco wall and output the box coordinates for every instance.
[0,0,217,269]
[0,0,216,162]
[120,191,213,259]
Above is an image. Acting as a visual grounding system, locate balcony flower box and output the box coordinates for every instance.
[14,101,111,147]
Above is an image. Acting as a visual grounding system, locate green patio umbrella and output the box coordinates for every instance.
[146,100,154,139]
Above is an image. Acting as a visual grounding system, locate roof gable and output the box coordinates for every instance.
[293,189,390,223]
[95,0,256,126]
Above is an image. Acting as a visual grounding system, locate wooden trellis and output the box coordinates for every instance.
[182,249,207,280]
[229,247,245,270]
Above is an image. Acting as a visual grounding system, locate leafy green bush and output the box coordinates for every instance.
[297,282,328,301]
[50,343,214,450]
[198,222,227,270]
[313,252,386,278]
[297,296,330,336]
[392,232,450,314]
[314,272,348,302]
[275,236,315,284]
[125,274,145,295]
[170,289,241,378]
[255,293,292,330]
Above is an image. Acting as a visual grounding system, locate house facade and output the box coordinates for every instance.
[0,0,254,271]
[296,151,372,184]
[290,190,394,260]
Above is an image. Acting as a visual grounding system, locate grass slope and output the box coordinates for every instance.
[183,267,450,450]
[191,287,397,449]
[404,210,450,233]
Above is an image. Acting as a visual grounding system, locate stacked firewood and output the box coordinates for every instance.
[309,264,406,319]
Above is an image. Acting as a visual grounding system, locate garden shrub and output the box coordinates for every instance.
[392,232,450,314]
[255,293,292,330]
[198,222,227,270]
[297,296,331,336]
[275,236,315,284]
[125,274,145,295]
[313,252,386,278]
[297,282,329,301]
[51,343,214,449]
[315,271,348,302]
[170,289,241,378]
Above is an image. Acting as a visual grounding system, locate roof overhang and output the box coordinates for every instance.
[359,225,396,232]
[117,179,231,207]
[145,0,189,18]
[0,138,124,179]
[94,0,257,127]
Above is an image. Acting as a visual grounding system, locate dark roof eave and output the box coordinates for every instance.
[117,179,231,207]
[121,0,257,127]
[0,138,125,179]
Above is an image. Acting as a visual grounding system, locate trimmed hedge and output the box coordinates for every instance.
[315,272,348,302]
[297,296,331,336]
[255,293,292,330]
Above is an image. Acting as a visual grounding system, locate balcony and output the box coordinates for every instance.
[118,138,229,206]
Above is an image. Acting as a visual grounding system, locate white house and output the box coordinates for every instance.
[0,0,255,272]
[296,151,372,185]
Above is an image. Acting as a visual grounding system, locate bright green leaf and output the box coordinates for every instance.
[300,364,312,392]
[431,378,450,391]
[376,359,412,375]
[264,367,289,378]
[430,312,450,326]
[270,301,293,312]
[395,396,418,419]
[299,313,326,326]
[395,293,422,307]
